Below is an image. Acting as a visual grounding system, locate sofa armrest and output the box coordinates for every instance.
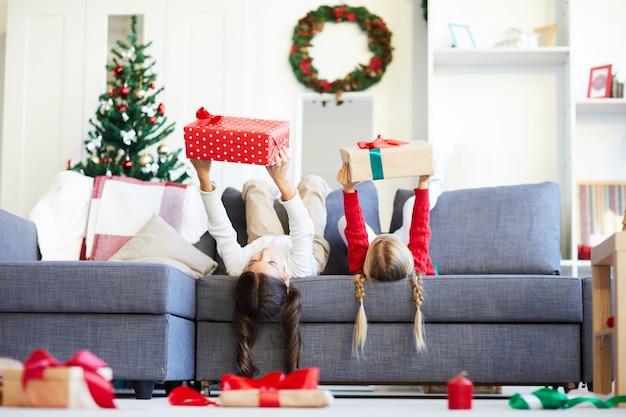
[0,209,39,261]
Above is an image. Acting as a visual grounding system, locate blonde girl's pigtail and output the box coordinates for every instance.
[411,271,427,352]
[353,272,368,359]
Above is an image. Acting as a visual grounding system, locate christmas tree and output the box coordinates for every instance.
[70,15,189,183]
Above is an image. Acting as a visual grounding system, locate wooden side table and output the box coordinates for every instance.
[591,231,626,398]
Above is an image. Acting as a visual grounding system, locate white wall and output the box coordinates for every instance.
[0,0,419,231]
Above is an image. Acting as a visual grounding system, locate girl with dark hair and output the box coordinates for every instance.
[190,147,330,376]
[337,164,435,358]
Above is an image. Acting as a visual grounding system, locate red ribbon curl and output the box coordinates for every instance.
[357,134,408,149]
[22,349,116,409]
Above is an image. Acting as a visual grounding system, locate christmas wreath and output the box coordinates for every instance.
[289,5,393,99]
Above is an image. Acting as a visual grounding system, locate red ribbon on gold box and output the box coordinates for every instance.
[167,367,333,408]
[184,107,290,166]
[2,349,116,409]
[340,135,433,182]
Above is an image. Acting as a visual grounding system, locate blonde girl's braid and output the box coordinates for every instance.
[410,271,427,352]
[280,285,303,373]
[352,272,368,359]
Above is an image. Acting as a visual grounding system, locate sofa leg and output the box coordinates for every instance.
[133,380,155,399]
[164,380,183,396]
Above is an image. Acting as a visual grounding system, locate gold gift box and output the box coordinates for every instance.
[340,140,433,182]
[219,389,334,407]
[2,366,112,408]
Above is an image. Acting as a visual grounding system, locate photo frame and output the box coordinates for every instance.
[577,181,626,259]
[587,64,613,98]
[533,23,557,46]
[448,23,475,48]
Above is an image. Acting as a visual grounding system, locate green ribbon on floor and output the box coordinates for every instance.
[509,387,626,409]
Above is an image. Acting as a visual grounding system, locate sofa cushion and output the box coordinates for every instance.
[109,214,218,278]
[196,274,582,323]
[391,182,562,275]
[0,262,196,319]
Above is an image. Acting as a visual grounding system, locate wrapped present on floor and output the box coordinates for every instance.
[340,135,433,182]
[184,107,290,166]
[1,349,116,409]
[218,368,333,408]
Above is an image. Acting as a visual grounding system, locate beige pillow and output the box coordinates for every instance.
[109,214,217,278]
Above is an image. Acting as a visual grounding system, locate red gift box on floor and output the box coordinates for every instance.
[184,107,290,166]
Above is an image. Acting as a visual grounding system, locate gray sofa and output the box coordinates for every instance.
[195,181,594,390]
[0,180,596,400]
[0,209,197,399]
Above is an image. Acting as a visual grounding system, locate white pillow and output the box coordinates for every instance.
[109,214,217,278]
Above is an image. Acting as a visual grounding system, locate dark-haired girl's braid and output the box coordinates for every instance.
[410,271,426,352]
[352,272,368,359]
[280,286,303,373]
[234,308,258,377]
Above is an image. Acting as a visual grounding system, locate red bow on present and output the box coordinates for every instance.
[22,349,116,409]
[221,367,320,391]
[357,134,408,149]
[168,368,321,407]
[195,107,224,126]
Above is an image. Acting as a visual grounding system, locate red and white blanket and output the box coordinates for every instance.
[29,172,208,261]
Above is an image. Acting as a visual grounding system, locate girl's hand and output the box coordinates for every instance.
[189,158,214,192]
[418,174,431,190]
[337,163,357,193]
[267,147,296,201]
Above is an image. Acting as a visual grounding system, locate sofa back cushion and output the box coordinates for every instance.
[0,209,39,261]
[391,182,562,275]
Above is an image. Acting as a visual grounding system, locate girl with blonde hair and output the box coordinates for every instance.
[337,165,436,358]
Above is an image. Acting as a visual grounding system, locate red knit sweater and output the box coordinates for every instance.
[343,188,435,276]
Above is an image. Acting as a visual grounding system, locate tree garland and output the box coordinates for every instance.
[289,5,393,99]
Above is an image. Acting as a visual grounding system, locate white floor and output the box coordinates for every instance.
[3,385,626,417]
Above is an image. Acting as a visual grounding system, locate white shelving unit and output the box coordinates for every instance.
[427,0,626,276]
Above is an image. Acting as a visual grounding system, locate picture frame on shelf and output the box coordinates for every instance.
[448,23,475,48]
[533,23,557,46]
[587,64,613,98]
[577,181,626,260]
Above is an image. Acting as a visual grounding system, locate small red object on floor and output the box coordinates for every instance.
[447,372,473,410]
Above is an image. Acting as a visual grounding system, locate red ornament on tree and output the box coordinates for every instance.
[114,65,124,76]
[119,86,131,97]
[150,116,157,125]
[109,88,117,97]
[122,158,133,171]
[119,105,127,113]
[157,103,165,115]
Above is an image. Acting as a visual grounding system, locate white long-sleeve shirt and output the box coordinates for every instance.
[200,186,318,278]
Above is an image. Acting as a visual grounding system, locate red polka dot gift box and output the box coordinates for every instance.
[184,107,290,166]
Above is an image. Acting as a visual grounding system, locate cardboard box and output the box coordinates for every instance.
[2,366,113,408]
[184,110,289,166]
[340,140,433,182]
